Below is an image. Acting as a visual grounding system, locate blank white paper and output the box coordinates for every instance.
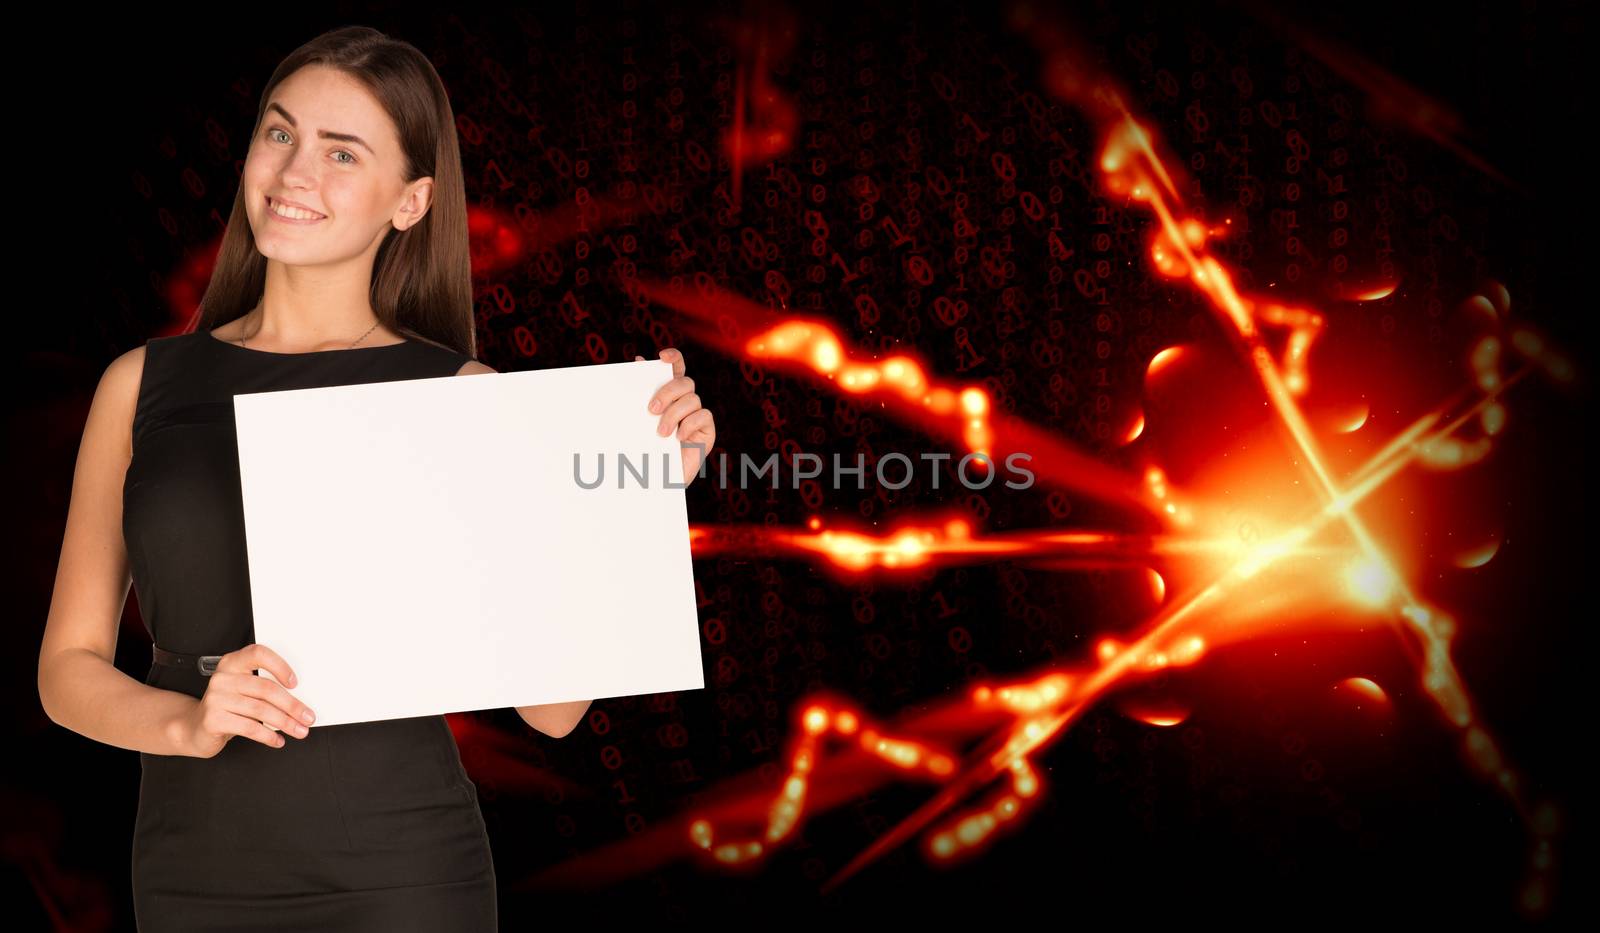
[231,358,703,727]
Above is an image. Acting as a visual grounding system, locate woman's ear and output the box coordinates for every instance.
[394,177,434,231]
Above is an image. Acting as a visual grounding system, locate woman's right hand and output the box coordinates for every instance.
[178,644,317,758]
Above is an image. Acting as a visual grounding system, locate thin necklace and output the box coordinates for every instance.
[237,316,381,351]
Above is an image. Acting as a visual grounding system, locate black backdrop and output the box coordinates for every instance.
[14,0,1590,927]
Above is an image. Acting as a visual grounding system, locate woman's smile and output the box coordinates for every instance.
[265,194,327,224]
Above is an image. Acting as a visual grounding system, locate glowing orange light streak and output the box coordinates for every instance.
[527,371,1542,893]
[745,320,996,458]
[506,3,1572,913]
[673,6,1570,901]
[630,276,1171,518]
[1054,50,1542,839]
[685,517,1356,574]
[688,702,958,864]
[672,367,1530,886]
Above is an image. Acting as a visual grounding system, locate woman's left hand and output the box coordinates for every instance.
[637,348,715,485]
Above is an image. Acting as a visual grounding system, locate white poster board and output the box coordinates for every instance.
[232,359,703,727]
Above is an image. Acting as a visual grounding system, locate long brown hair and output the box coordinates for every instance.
[195,25,475,357]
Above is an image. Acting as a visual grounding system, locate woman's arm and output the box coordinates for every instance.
[41,650,199,755]
[455,358,595,739]
[38,346,201,757]
[514,699,592,738]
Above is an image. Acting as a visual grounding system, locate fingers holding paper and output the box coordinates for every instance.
[180,643,318,757]
[636,348,716,484]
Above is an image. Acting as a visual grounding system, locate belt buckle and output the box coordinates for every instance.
[197,655,223,676]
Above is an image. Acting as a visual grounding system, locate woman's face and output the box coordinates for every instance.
[242,64,432,267]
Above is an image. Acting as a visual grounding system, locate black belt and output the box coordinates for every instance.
[152,645,224,676]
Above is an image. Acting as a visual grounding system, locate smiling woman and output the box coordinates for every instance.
[37,24,500,932]
[198,28,476,359]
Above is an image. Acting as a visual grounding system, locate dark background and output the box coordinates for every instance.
[11,0,1591,927]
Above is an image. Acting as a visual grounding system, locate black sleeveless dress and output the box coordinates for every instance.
[123,329,497,931]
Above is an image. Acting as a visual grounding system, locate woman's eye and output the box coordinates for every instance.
[266,128,355,165]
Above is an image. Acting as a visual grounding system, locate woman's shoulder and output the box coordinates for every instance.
[129,330,202,376]
[395,326,488,370]
[395,326,463,355]
[145,329,203,351]
[393,326,491,377]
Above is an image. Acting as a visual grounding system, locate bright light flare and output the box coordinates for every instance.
[1344,557,1400,607]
